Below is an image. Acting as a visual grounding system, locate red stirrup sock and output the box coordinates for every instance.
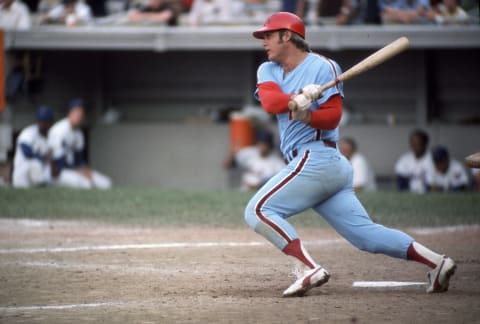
[407,242,443,269]
[282,239,317,269]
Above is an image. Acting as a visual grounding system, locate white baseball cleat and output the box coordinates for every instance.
[426,255,456,293]
[283,266,330,297]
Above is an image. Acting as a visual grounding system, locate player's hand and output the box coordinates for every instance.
[291,107,312,124]
[300,84,323,101]
[289,93,312,112]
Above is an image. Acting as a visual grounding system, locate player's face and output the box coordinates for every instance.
[257,142,272,157]
[262,31,287,62]
[435,159,449,174]
[410,135,426,158]
[38,121,52,136]
[339,141,353,160]
[68,106,85,128]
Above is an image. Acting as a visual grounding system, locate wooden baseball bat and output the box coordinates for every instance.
[288,36,410,111]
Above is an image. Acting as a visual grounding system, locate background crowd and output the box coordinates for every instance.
[1,0,478,29]
[225,126,480,193]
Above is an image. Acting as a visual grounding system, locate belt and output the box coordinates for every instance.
[285,140,337,164]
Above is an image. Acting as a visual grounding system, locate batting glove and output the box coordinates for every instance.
[300,84,323,101]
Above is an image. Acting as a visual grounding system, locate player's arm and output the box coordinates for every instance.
[292,94,342,130]
[257,81,292,114]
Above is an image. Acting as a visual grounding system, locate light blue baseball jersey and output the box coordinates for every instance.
[246,51,414,262]
[255,53,344,157]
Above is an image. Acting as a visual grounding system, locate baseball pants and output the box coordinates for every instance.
[12,160,50,188]
[54,169,112,189]
[245,140,414,259]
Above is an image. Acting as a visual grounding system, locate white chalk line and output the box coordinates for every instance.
[353,281,426,288]
[0,302,117,312]
[0,239,344,254]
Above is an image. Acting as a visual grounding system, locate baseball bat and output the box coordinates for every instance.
[288,36,410,111]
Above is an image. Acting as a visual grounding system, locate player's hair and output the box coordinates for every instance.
[410,129,429,146]
[278,29,310,52]
[341,137,357,153]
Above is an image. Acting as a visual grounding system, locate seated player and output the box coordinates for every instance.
[224,129,285,190]
[426,145,469,192]
[395,129,433,193]
[48,99,112,189]
[12,106,53,188]
[339,137,377,192]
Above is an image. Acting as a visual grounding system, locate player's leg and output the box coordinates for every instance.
[314,183,456,292]
[90,169,112,189]
[55,169,92,189]
[245,148,347,296]
[12,163,31,188]
[245,149,345,269]
[28,160,49,186]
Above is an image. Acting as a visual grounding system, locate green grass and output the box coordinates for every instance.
[0,188,478,228]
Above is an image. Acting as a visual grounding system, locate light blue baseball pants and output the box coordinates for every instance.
[245,140,414,259]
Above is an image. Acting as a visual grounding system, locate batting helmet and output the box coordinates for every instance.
[253,12,305,40]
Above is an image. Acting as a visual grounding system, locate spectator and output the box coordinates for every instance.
[282,0,309,19]
[224,129,285,190]
[316,0,342,24]
[188,0,238,26]
[433,0,469,24]
[0,0,31,29]
[48,99,112,189]
[395,129,432,193]
[12,106,53,188]
[334,0,382,24]
[426,145,469,192]
[41,0,93,26]
[339,137,377,192]
[127,0,180,26]
[379,0,436,24]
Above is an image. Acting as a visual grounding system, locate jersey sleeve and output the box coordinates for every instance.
[254,62,279,101]
[314,59,344,106]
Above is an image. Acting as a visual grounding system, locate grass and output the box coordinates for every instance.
[0,188,478,228]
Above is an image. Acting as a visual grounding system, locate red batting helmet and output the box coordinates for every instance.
[253,12,305,40]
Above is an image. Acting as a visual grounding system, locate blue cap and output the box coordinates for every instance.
[35,105,54,122]
[68,98,84,111]
[256,129,274,147]
[432,145,449,163]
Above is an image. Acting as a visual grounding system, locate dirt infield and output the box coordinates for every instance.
[0,219,479,323]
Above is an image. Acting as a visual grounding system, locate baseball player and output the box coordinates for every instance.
[245,12,456,297]
[395,129,433,193]
[48,99,112,189]
[12,106,53,188]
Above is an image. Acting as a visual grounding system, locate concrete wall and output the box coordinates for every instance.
[89,122,231,189]
[89,122,479,190]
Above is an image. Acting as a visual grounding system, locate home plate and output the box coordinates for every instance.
[353,281,426,289]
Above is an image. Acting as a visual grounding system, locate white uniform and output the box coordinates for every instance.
[395,151,433,193]
[48,118,112,189]
[235,146,285,190]
[350,152,377,191]
[13,124,51,188]
[425,159,469,192]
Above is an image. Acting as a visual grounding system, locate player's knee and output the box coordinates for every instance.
[244,198,259,230]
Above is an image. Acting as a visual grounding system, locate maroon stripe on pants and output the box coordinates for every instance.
[254,150,311,243]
